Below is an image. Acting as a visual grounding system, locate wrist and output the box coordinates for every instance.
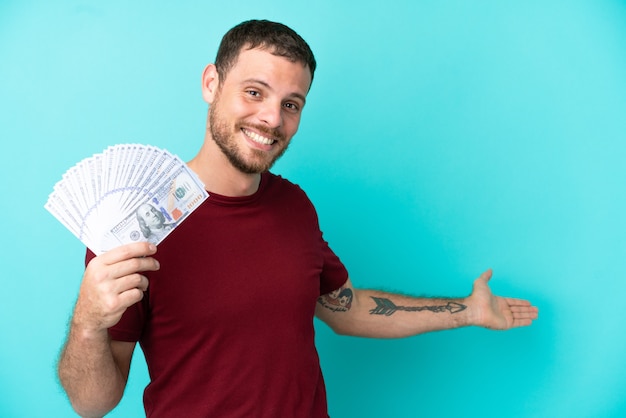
[69,318,109,344]
[459,297,479,327]
[442,298,473,329]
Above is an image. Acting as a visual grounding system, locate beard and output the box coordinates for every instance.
[208,98,290,175]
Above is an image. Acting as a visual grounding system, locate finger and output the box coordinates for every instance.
[110,255,160,280]
[114,274,149,294]
[511,307,539,319]
[117,286,146,309]
[511,311,538,320]
[509,303,538,311]
[503,297,532,307]
[512,318,534,327]
[99,242,157,265]
[474,268,493,285]
[136,275,149,292]
[510,305,537,313]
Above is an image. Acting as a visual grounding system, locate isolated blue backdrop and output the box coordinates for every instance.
[1,0,625,417]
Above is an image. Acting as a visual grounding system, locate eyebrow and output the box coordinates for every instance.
[244,78,307,106]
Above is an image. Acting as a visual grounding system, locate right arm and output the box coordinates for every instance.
[58,242,160,417]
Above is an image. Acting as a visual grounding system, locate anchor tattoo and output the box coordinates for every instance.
[369,297,467,316]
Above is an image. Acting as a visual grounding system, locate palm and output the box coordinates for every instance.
[470,269,538,330]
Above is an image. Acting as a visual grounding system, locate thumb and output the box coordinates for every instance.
[475,268,493,285]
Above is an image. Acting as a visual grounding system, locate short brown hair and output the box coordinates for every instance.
[215,19,317,86]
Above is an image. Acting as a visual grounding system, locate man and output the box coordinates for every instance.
[57,20,538,417]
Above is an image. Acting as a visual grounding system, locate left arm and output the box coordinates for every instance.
[315,269,538,338]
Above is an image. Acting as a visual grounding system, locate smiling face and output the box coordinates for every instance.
[205,47,312,174]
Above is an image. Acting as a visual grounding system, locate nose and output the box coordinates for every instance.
[257,100,283,128]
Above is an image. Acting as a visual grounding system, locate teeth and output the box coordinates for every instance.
[243,129,275,145]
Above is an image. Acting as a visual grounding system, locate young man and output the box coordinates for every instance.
[57,20,538,417]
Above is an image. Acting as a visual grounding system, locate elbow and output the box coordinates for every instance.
[329,326,351,337]
[325,320,368,337]
[59,376,122,418]
[66,394,122,418]
[69,404,106,418]
[57,356,126,417]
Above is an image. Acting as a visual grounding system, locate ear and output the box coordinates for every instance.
[201,64,220,104]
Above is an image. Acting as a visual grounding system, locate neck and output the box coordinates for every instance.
[187,136,261,197]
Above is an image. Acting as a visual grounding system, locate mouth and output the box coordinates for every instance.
[242,128,276,146]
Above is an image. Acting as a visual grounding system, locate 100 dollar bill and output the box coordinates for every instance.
[92,165,208,254]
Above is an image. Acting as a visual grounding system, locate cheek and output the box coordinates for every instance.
[283,115,302,137]
[216,95,249,119]
[232,100,252,115]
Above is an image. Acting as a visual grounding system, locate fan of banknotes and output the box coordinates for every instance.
[45,144,209,255]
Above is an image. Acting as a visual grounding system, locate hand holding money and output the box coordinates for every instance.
[73,242,159,336]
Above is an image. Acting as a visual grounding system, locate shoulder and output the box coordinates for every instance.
[265,172,302,190]
[263,172,318,215]
[264,172,310,201]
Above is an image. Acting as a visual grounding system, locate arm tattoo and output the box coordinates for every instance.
[317,287,354,312]
[369,297,466,316]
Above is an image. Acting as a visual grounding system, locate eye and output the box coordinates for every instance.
[246,90,261,98]
[283,102,300,113]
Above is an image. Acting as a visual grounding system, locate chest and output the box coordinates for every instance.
[145,202,324,333]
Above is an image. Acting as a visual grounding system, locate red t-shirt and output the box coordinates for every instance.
[88,173,348,417]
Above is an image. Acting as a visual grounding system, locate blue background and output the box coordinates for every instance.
[1,0,625,416]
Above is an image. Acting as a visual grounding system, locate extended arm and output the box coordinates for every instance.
[57,242,160,417]
[315,269,538,338]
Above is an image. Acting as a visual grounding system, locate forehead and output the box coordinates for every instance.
[224,47,312,95]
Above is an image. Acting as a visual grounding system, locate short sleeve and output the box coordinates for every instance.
[319,238,348,296]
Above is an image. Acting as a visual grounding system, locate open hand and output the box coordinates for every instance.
[469,269,538,330]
